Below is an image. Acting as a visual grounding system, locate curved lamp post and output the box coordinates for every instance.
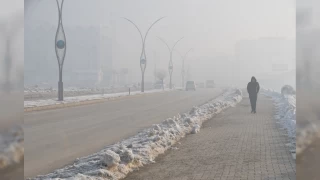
[123,17,165,92]
[158,37,184,89]
[55,0,67,101]
[175,48,193,88]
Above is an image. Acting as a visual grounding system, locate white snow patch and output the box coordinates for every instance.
[191,125,200,134]
[29,88,242,180]
[261,89,296,156]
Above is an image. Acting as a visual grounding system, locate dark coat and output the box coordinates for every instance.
[247,77,260,96]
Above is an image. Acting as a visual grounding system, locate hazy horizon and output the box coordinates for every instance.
[25,0,296,89]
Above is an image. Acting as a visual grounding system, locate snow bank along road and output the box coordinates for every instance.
[24,88,223,178]
[24,89,176,112]
[29,89,241,180]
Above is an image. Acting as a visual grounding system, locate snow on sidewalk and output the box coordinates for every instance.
[261,89,296,158]
[125,94,295,180]
[29,88,242,180]
[24,88,176,108]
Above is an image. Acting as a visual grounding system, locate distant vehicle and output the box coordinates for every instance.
[206,80,215,88]
[154,81,166,89]
[186,81,196,91]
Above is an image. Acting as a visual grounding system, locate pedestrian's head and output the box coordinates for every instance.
[251,76,256,82]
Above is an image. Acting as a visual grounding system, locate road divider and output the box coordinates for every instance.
[24,89,178,112]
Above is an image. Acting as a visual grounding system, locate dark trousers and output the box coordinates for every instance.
[249,95,257,111]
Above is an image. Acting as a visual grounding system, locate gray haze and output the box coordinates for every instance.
[296,0,320,179]
[25,0,295,90]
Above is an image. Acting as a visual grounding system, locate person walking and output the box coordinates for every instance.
[247,76,260,113]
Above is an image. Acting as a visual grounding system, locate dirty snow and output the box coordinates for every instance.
[24,89,175,108]
[0,126,24,170]
[261,89,296,158]
[29,88,242,180]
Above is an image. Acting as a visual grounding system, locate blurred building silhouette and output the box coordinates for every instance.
[25,24,113,87]
[234,37,295,89]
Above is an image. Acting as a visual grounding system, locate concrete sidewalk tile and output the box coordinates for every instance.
[125,96,296,180]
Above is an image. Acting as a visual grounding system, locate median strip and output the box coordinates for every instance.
[24,89,177,112]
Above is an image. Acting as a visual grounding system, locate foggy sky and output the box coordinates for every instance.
[0,0,24,85]
[26,0,295,87]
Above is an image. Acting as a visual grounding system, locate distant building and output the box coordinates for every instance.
[234,37,295,87]
[24,25,113,87]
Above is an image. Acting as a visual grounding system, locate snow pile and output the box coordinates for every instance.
[24,86,54,94]
[29,88,242,180]
[24,89,173,108]
[24,86,156,100]
[261,89,296,158]
[0,126,24,169]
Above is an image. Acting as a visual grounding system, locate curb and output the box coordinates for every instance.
[24,90,173,112]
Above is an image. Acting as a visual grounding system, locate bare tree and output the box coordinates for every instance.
[155,69,167,90]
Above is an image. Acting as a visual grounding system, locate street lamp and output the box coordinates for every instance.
[153,51,157,83]
[158,37,184,89]
[55,0,67,101]
[123,17,165,92]
[175,48,193,88]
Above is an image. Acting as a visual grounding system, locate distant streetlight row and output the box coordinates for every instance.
[175,48,194,87]
[157,37,184,89]
[123,18,194,91]
[122,17,165,92]
[53,1,194,100]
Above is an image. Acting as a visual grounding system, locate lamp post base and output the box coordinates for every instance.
[141,74,145,92]
[58,81,63,101]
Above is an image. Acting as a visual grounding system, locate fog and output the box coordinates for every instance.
[296,0,320,179]
[25,0,295,90]
[0,0,24,132]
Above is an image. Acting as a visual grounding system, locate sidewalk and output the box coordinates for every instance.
[125,96,296,180]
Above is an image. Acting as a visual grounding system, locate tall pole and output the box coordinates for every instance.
[186,65,190,81]
[154,51,157,83]
[175,48,193,88]
[123,17,165,92]
[55,0,67,101]
[158,37,184,89]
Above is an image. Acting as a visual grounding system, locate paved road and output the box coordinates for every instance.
[24,88,222,178]
[126,96,296,180]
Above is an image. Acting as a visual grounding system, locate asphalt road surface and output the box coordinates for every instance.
[24,88,222,178]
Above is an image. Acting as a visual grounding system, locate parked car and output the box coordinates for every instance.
[186,81,196,91]
[206,80,215,88]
